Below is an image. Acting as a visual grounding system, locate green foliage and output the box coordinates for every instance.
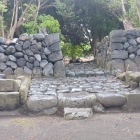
[23,15,60,34]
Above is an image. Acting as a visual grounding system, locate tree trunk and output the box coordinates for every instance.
[90,38,98,57]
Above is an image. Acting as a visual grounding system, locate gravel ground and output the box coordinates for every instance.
[0,113,140,140]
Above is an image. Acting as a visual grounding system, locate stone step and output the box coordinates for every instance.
[64,108,93,120]
[0,92,20,110]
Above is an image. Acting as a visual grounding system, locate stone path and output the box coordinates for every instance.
[27,62,139,117]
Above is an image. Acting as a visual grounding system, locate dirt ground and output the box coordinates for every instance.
[0,113,140,140]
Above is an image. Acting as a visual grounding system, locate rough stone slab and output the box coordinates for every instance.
[48,51,63,62]
[111,50,128,60]
[110,30,126,37]
[126,93,140,111]
[27,95,57,112]
[58,92,97,108]
[64,108,93,120]
[0,79,14,92]
[111,37,127,43]
[97,93,127,108]
[0,92,19,110]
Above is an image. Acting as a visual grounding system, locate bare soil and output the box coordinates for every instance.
[0,113,140,140]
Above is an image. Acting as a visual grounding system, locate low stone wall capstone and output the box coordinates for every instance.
[96,30,140,74]
[0,33,65,78]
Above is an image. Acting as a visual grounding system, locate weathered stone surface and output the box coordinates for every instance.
[54,60,65,78]
[129,81,139,89]
[15,44,22,52]
[43,107,57,115]
[48,51,63,62]
[6,61,17,69]
[0,63,7,71]
[0,74,5,79]
[36,42,42,50]
[40,60,48,68]
[27,95,57,112]
[128,72,140,82]
[110,30,126,37]
[23,41,31,49]
[0,53,7,62]
[58,92,97,108]
[25,49,34,56]
[0,79,14,92]
[30,45,39,54]
[45,33,59,46]
[64,108,93,120]
[44,48,51,55]
[49,42,61,52]
[129,54,135,60]
[24,55,28,61]
[125,59,139,72]
[14,79,21,92]
[33,67,42,75]
[14,67,24,76]
[10,38,18,44]
[111,43,123,50]
[137,49,140,55]
[0,46,5,53]
[123,42,130,49]
[111,50,128,60]
[128,46,138,54]
[34,61,40,67]
[26,62,33,70]
[111,59,125,73]
[3,67,13,76]
[66,71,75,77]
[0,37,6,45]
[24,66,32,75]
[134,56,140,69]
[97,93,127,108]
[128,39,137,46]
[137,37,140,44]
[126,30,140,37]
[92,102,104,113]
[19,33,30,41]
[116,72,126,81]
[33,34,45,41]
[126,93,140,111]
[5,46,16,55]
[111,37,127,43]
[43,63,53,76]
[0,92,19,110]
[14,52,24,58]
[8,55,16,62]
[34,54,41,62]
[17,58,26,67]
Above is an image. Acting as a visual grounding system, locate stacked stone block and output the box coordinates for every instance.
[0,33,65,78]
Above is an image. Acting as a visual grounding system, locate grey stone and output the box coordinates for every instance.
[128,39,137,46]
[33,67,42,75]
[137,37,140,44]
[36,42,42,50]
[15,44,22,52]
[110,30,126,37]
[45,33,60,46]
[97,93,127,108]
[14,52,24,58]
[41,54,47,59]
[111,59,125,73]
[123,42,130,49]
[28,57,34,63]
[66,71,75,77]
[49,42,61,52]
[0,53,7,62]
[26,62,33,70]
[111,50,128,60]
[54,60,65,78]
[8,55,16,62]
[5,46,16,55]
[24,66,32,75]
[48,51,63,62]
[43,107,57,115]
[24,55,28,61]
[40,60,48,68]
[17,58,26,67]
[111,43,123,50]
[44,48,51,55]
[18,41,24,46]
[0,63,7,71]
[111,37,127,43]
[30,45,39,54]
[39,27,47,34]
[129,54,135,60]
[43,63,53,76]
[125,59,139,71]
[6,61,17,69]
[134,56,140,69]
[34,61,40,67]
[14,67,24,76]
[26,95,57,112]
[92,102,105,113]
[137,49,140,55]
[3,67,13,76]
[19,33,30,41]
[0,46,5,53]
[35,54,41,62]
[126,30,140,38]
[25,49,34,56]
[0,74,5,79]
[129,81,139,89]
[0,37,6,45]
[10,38,18,44]
[64,108,93,120]
[23,41,31,49]
[128,46,138,54]
[33,34,45,41]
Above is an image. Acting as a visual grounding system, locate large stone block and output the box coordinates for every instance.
[134,56,140,69]
[49,42,61,52]
[48,51,63,62]
[111,37,127,43]
[110,30,126,37]
[54,60,65,78]
[97,93,127,108]
[111,43,124,50]
[26,95,57,112]
[111,50,128,60]
[43,63,53,76]
[125,59,139,71]
[0,79,14,92]
[64,108,93,120]
[45,33,59,46]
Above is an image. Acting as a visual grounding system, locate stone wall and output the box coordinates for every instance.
[0,33,65,78]
[96,30,140,74]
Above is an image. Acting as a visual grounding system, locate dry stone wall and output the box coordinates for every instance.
[0,33,65,78]
[96,30,140,74]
